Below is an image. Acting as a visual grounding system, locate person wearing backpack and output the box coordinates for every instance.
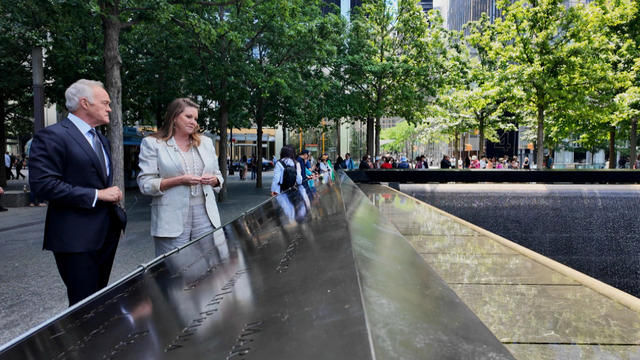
[271,145,302,196]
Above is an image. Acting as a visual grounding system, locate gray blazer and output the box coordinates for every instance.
[137,135,224,237]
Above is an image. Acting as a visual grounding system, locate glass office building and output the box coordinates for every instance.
[447,0,498,31]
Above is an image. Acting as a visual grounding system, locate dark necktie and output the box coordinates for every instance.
[90,128,107,178]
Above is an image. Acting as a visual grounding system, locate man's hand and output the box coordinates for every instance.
[0,186,4,195]
[200,174,219,187]
[98,186,122,203]
[271,191,278,197]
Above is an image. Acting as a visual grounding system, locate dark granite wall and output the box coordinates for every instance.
[401,187,640,297]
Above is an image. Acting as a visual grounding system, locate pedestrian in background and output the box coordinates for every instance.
[359,155,370,170]
[344,153,354,170]
[271,145,302,196]
[5,152,13,180]
[334,155,345,170]
[240,155,248,180]
[29,79,126,306]
[440,155,452,169]
[398,157,410,169]
[635,154,640,170]
[380,156,393,169]
[138,98,224,257]
[415,156,423,168]
[250,154,257,180]
[14,157,26,179]
[296,149,316,186]
[326,153,336,180]
[315,153,333,178]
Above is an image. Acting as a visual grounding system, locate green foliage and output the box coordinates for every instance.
[381,120,417,153]
[3,0,640,169]
[0,0,54,138]
[343,0,450,154]
[484,0,603,164]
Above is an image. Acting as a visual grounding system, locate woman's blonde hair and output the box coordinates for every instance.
[152,98,201,146]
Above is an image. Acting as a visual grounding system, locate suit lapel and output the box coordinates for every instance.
[62,118,109,186]
[195,140,210,173]
[166,137,187,175]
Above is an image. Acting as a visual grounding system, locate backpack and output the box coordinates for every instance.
[279,159,297,192]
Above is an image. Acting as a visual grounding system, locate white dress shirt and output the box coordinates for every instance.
[68,113,110,206]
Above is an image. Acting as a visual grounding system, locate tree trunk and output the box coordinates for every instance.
[228,126,234,176]
[102,3,125,205]
[608,126,616,169]
[32,47,45,133]
[461,132,466,163]
[375,117,381,156]
[478,117,485,157]
[256,116,263,188]
[282,123,287,146]
[217,103,229,201]
[536,103,545,170]
[366,117,374,157]
[335,118,341,156]
[0,95,6,187]
[155,103,164,128]
[454,130,459,166]
[630,118,638,169]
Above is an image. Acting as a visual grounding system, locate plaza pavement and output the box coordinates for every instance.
[0,171,273,346]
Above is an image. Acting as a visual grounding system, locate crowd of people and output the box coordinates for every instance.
[270,148,350,196]
[352,153,537,170]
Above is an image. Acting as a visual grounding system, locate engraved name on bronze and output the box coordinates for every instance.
[276,234,303,273]
[164,269,249,352]
[183,263,221,291]
[52,279,146,338]
[226,321,264,359]
[52,313,127,359]
[100,330,149,360]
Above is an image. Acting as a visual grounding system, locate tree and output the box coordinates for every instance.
[344,0,446,157]
[491,0,595,168]
[0,0,55,186]
[541,0,638,168]
[599,0,640,166]
[242,0,344,187]
[120,18,195,128]
[380,120,417,154]
[462,14,505,156]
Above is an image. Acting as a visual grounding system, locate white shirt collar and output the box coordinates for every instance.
[68,113,93,135]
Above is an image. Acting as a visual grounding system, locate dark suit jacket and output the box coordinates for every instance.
[29,118,123,252]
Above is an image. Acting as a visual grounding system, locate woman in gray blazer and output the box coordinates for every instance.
[137,98,224,256]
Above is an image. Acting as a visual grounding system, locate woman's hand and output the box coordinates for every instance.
[200,174,220,187]
[182,174,202,186]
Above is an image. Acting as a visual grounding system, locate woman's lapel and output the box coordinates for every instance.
[165,137,185,175]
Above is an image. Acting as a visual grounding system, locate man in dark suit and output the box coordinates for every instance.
[29,79,125,306]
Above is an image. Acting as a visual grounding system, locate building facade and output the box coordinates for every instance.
[447,0,498,31]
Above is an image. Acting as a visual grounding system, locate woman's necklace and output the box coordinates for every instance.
[175,139,201,196]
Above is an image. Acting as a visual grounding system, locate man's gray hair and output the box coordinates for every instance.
[65,79,105,112]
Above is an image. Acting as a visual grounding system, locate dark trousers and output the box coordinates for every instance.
[15,167,25,179]
[53,230,120,306]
